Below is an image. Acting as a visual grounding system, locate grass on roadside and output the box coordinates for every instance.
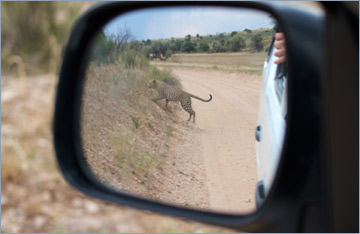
[81,49,181,194]
[151,52,266,75]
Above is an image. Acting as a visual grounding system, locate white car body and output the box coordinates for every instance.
[256,40,287,206]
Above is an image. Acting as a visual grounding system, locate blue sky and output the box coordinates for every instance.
[105,7,274,41]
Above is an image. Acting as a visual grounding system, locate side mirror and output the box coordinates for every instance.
[54,2,331,232]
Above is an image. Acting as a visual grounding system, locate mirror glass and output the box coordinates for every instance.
[81,6,286,214]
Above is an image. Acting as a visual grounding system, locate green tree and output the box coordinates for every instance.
[144,39,152,45]
[231,31,238,37]
[148,41,172,60]
[165,49,173,58]
[174,40,184,52]
[244,28,252,34]
[91,30,116,64]
[199,42,210,52]
[251,33,264,52]
[181,41,196,53]
[149,41,162,59]
[212,41,227,53]
[229,35,246,52]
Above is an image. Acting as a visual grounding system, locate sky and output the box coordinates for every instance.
[105,6,274,41]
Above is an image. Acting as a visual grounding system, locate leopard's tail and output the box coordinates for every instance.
[190,94,212,102]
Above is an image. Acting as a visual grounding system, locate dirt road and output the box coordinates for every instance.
[170,67,261,214]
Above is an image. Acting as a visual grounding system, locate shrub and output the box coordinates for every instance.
[212,41,227,53]
[121,48,149,69]
[199,42,210,52]
[152,67,180,87]
[181,41,196,53]
[251,33,264,52]
[229,35,246,52]
[91,31,117,64]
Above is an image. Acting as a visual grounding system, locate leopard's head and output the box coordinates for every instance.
[148,79,157,89]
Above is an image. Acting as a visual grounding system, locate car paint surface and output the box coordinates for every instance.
[256,42,287,197]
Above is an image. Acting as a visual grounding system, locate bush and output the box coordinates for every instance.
[152,67,180,87]
[91,31,117,64]
[165,49,173,58]
[244,28,252,34]
[181,41,196,53]
[147,41,172,60]
[212,41,227,53]
[121,48,149,69]
[2,2,89,75]
[251,33,264,52]
[231,31,238,37]
[229,35,246,52]
[199,42,210,52]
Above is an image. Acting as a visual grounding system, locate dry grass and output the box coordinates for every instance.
[80,60,186,199]
[154,52,267,75]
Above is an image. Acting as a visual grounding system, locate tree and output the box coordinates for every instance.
[149,41,171,60]
[231,31,238,37]
[174,40,184,52]
[165,49,172,58]
[130,41,143,51]
[181,41,196,53]
[199,42,210,52]
[144,39,152,45]
[244,28,252,34]
[91,30,116,63]
[110,25,134,53]
[185,34,191,42]
[229,35,246,52]
[212,41,227,53]
[220,39,225,46]
[251,33,264,52]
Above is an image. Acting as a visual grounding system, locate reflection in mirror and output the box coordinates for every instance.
[81,6,285,214]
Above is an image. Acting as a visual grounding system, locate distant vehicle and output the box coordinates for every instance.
[255,38,287,207]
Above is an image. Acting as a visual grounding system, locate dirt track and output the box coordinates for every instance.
[167,67,261,214]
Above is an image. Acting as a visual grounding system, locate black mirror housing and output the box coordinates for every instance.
[54,2,359,232]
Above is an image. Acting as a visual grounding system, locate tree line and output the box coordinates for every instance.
[140,29,274,60]
[91,27,274,63]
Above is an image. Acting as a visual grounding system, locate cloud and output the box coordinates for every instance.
[107,7,273,40]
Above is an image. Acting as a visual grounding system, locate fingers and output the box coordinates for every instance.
[274,55,287,64]
[274,32,286,64]
[274,49,286,57]
[274,40,285,50]
[275,32,285,41]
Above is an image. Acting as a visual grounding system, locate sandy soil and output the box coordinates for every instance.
[159,67,262,214]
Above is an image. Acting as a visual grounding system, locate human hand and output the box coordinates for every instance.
[274,32,286,64]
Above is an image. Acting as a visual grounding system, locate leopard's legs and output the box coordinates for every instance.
[165,99,169,110]
[181,99,195,123]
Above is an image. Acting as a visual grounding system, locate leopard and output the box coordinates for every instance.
[148,79,212,123]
